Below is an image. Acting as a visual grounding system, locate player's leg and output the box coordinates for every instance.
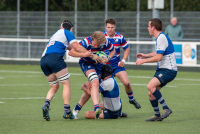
[85,69,101,116]
[73,92,91,119]
[115,70,141,109]
[146,77,172,121]
[55,67,74,119]
[40,56,59,121]
[84,110,104,119]
[146,86,162,121]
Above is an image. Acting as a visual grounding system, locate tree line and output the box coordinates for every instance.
[0,0,200,11]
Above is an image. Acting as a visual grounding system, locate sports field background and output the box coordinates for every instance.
[0,64,199,134]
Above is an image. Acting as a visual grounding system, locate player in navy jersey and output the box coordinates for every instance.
[136,18,177,121]
[103,18,141,109]
[40,20,92,121]
[68,31,115,118]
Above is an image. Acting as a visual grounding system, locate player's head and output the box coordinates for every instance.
[171,17,177,26]
[60,20,73,31]
[91,31,106,48]
[101,64,113,80]
[105,18,116,37]
[148,18,162,36]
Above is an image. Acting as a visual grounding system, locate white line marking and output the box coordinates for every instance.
[0,97,52,100]
[0,70,199,81]
[0,102,5,103]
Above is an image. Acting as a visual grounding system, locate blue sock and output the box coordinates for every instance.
[127,91,134,101]
[152,89,169,110]
[75,103,82,111]
[64,104,71,114]
[43,99,50,108]
[94,104,100,111]
[150,99,160,117]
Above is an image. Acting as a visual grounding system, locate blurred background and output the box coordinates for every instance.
[0,0,200,69]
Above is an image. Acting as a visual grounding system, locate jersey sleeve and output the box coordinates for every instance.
[64,30,77,45]
[156,34,168,54]
[106,39,114,52]
[79,38,89,49]
[121,35,129,49]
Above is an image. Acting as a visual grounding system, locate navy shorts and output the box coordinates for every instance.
[106,60,126,75]
[79,59,103,77]
[103,106,122,119]
[40,53,67,76]
[154,68,177,87]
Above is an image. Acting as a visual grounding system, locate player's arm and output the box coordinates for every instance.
[136,51,156,58]
[136,53,163,65]
[118,47,129,67]
[81,81,101,95]
[101,49,115,63]
[68,48,92,57]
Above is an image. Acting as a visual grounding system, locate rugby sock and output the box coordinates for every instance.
[152,89,169,110]
[43,99,50,108]
[64,104,71,114]
[94,104,100,111]
[150,99,160,117]
[127,91,134,101]
[75,103,82,111]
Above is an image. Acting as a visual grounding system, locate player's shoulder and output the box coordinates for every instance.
[114,31,123,38]
[84,36,92,43]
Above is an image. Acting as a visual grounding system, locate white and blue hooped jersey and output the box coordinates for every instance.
[156,32,177,71]
[99,77,121,112]
[103,31,129,64]
[79,36,114,63]
[42,29,77,57]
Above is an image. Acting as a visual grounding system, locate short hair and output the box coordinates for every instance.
[105,18,116,25]
[149,18,162,31]
[61,20,73,30]
[91,31,105,44]
[101,64,113,79]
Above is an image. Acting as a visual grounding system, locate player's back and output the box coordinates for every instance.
[156,33,177,71]
[99,77,121,111]
[42,29,75,57]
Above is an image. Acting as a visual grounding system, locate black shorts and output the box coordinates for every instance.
[40,53,67,76]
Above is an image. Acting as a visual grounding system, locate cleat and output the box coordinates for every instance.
[146,115,162,121]
[42,106,50,121]
[161,109,172,119]
[73,109,79,119]
[95,108,102,119]
[120,112,128,117]
[129,100,141,109]
[63,112,75,119]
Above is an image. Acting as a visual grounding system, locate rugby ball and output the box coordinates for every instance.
[96,51,107,59]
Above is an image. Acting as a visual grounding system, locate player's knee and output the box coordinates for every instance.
[147,84,153,91]
[87,72,98,83]
[84,112,90,119]
[123,81,131,87]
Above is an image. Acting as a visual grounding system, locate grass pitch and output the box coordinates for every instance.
[0,64,200,134]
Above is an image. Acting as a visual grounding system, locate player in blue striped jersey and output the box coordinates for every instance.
[40,20,92,121]
[103,18,141,109]
[68,31,115,118]
[136,18,177,121]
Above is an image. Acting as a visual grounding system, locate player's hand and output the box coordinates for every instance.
[118,60,125,67]
[136,58,145,65]
[101,58,109,63]
[84,50,92,57]
[136,53,146,58]
[91,54,102,63]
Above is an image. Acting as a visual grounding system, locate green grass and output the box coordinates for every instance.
[0,64,200,134]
